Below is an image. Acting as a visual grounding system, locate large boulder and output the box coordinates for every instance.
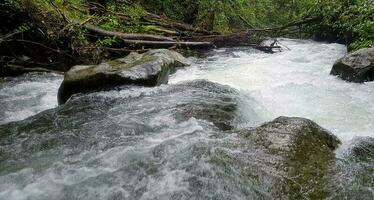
[330,47,374,83]
[57,49,190,104]
[238,117,341,199]
[241,116,340,152]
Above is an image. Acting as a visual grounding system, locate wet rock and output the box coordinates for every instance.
[348,137,374,162]
[238,117,341,199]
[242,116,340,152]
[173,80,237,130]
[330,47,374,83]
[57,49,190,104]
[0,80,243,199]
[1,80,238,165]
[332,137,374,200]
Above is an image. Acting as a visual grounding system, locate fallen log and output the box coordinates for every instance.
[185,32,251,48]
[148,26,179,36]
[83,24,175,41]
[141,12,217,36]
[122,39,215,49]
[252,45,281,53]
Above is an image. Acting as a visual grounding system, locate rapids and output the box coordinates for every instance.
[170,38,374,141]
[0,73,62,125]
[0,39,373,200]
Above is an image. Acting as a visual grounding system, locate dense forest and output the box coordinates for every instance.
[1,0,373,74]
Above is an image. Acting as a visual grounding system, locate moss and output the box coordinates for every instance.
[280,127,339,199]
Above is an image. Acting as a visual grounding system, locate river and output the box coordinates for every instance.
[0,39,373,200]
[170,38,374,141]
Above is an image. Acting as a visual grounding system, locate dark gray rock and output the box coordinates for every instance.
[330,47,374,83]
[348,137,374,162]
[57,49,190,104]
[332,137,374,200]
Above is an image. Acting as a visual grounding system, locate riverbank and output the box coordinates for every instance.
[4,0,372,77]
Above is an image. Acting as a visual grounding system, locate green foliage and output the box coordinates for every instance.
[96,36,120,47]
[136,0,372,51]
[136,0,316,32]
[0,0,21,15]
[305,0,374,51]
[100,3,147,33]
[2,0,372,54]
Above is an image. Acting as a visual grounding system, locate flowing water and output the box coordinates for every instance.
[170,38,374,141]
[0,73,62,125]
[0,39,373,200]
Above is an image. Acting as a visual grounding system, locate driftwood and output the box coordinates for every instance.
[141,12,216,36]
[78,13,288,53]
[122,39,215,49]
[252,45,281,53]
[83,24,174,41]
[148,26,179,36]
[185,32,251,48]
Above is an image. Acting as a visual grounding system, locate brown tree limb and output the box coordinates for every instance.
[141,12,217,35]
[82,23,175,41]
[148,26,179,36]
[122,39,215,49]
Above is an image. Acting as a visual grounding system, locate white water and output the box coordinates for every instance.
[1,39,373,140]
[170,38,374,141]
[0,73,62,124]
[1,39,373,200]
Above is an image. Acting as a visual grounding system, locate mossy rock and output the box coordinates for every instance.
[57,49,190,104]
[238,116,341,199]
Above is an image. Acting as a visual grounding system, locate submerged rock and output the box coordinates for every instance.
[0,77,355,200]
[330,47,374,83]
[57,49,190,104]
[1,80,238,164]
[348,137,374,162]
[0,81,351,200]
[331,137,374,200]
[0,80,245,199]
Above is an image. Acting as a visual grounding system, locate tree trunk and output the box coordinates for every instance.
[122,39,215,49]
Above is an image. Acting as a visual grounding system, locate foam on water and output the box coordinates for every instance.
[1,39,373,200]
[170,38,374,141]
[0,73,63,124]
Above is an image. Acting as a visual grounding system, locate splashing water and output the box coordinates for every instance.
[0,73,63,125]
[170,38,374,141]
[1,39,373,200]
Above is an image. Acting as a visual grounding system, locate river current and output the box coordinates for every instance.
[0,39,373,199]
[170,38,374,141]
